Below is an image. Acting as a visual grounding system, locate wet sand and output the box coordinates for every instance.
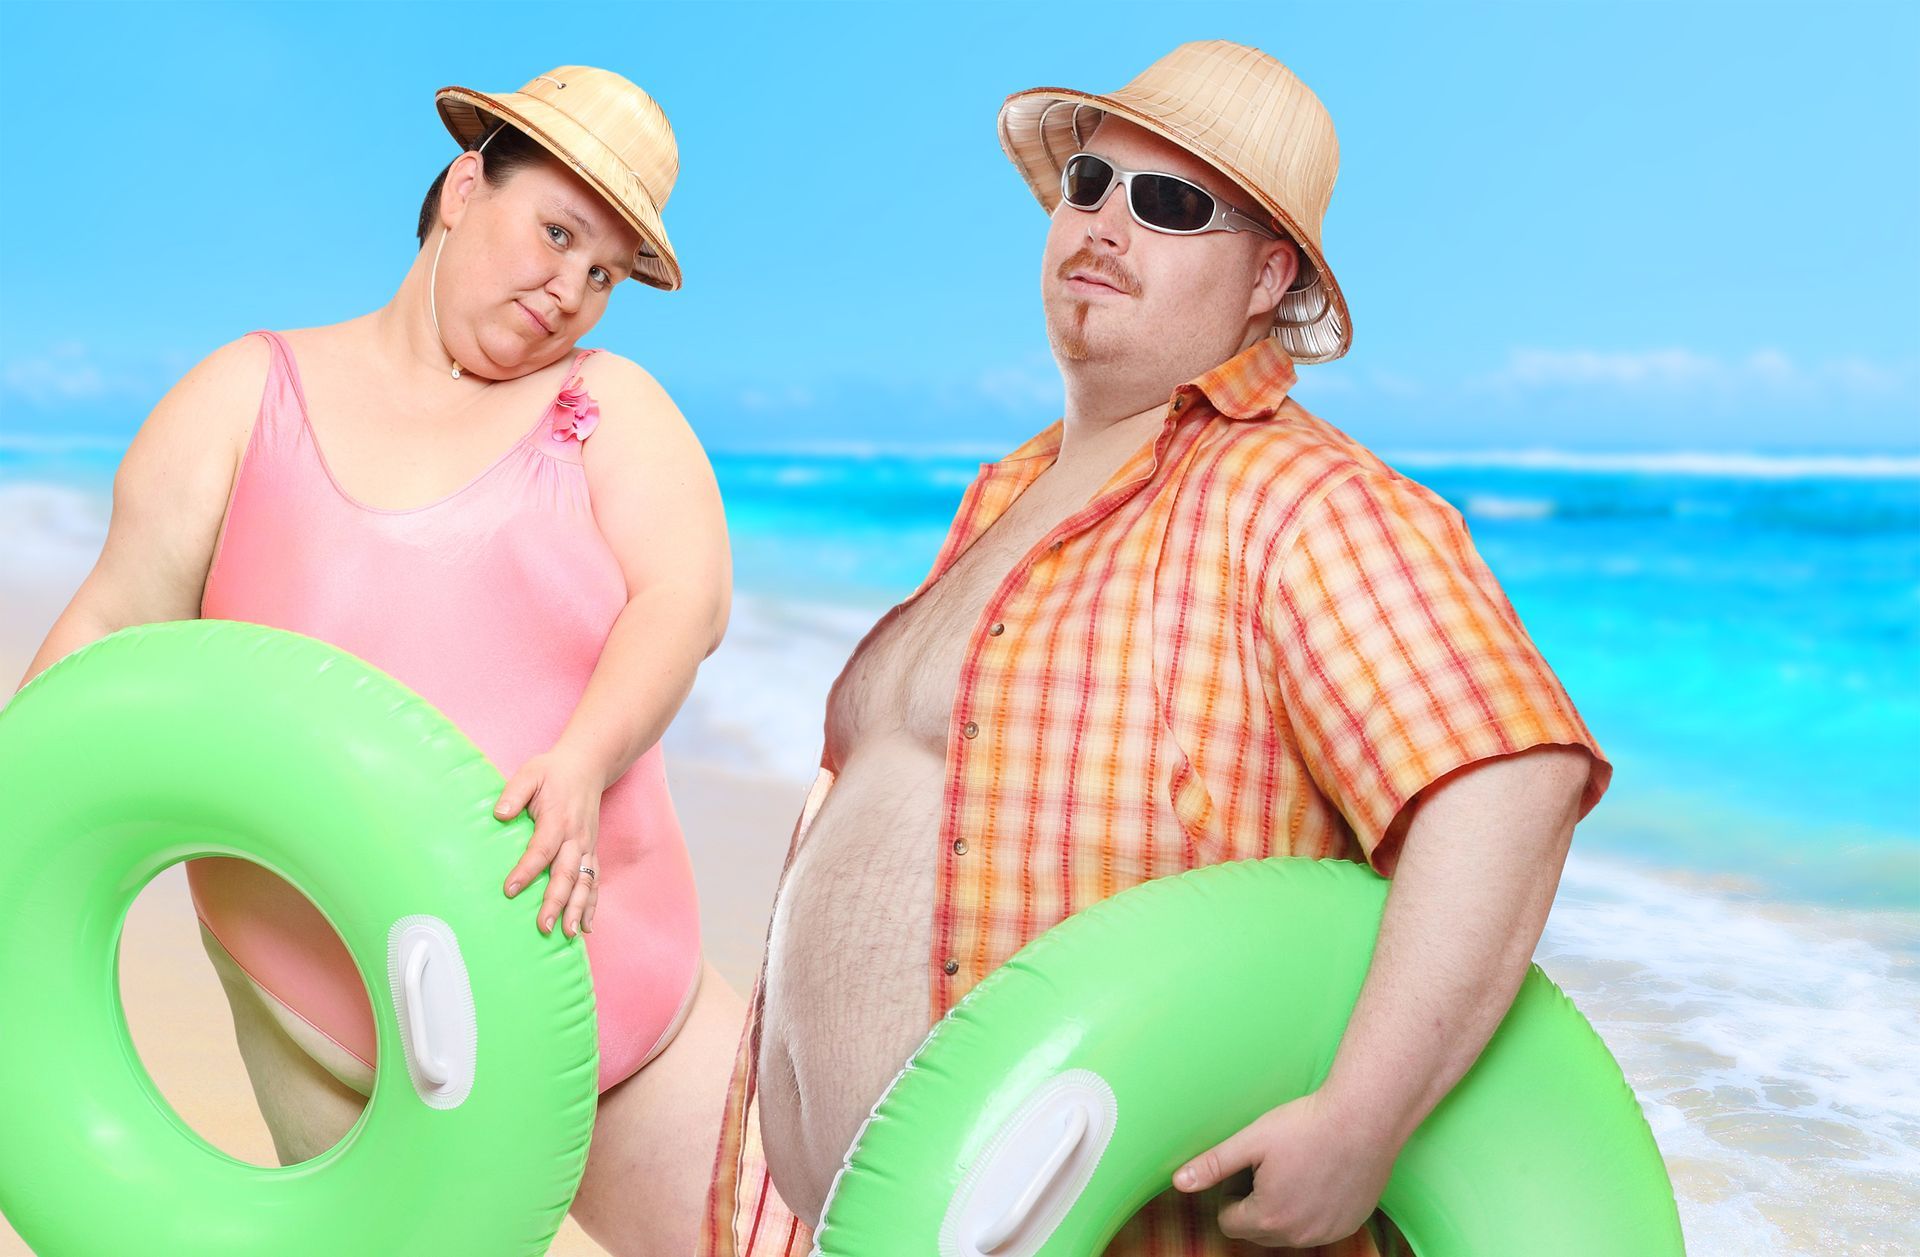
[0,575,803,1256]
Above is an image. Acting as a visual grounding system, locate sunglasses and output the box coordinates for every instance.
[1060,152,1281,239]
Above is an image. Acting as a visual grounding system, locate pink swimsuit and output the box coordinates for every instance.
[188,328,703,1093]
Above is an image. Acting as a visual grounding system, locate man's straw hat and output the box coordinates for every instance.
[999,40,1351,363]
[437,66,683,291]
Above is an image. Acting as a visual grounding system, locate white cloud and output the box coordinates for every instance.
[1371,370,1425,400]
[976,357,1062,413]
[3,342,111,405]
[1468,347,1917,403]
[738,384,815,412]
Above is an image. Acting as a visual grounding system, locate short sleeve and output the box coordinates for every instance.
[1260,469,1610,868]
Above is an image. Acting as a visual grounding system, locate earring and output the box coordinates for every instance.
[428,226,465,379]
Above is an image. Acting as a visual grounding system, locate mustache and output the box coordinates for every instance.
[1056,247,1140,296]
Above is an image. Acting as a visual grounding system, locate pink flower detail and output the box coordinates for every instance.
[550,377,601,443]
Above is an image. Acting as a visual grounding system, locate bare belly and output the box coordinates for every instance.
[757,734,946,1226]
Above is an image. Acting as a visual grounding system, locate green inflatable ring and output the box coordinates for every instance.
[816,857,1684,1255]
[0,621,598,1256]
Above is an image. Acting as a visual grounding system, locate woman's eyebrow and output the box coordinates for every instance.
[544,197,599,240]
[544,195,633,272]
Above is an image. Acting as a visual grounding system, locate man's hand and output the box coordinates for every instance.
[1173,1090,1394,1248]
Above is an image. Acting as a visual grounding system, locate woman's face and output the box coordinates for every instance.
[432,152,644,380]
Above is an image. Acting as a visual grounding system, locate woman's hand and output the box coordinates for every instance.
[494,750,606,938]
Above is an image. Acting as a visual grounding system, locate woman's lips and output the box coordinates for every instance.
[515,301,552,334]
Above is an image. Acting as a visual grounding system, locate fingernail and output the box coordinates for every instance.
[542,915,554,932]
[506,881,521,897]
[1174,1169,1193,1190]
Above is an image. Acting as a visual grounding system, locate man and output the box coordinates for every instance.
[704,41,1608,1256]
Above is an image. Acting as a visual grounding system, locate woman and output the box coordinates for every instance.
[19,66,736,1257]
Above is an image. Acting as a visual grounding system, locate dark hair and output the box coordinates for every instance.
[415,122,555,246]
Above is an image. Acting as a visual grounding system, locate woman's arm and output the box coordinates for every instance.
[559,353,731,783]
[495,353,731,937]
[16,336,265,692]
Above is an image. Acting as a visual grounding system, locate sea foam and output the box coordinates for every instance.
[1388,448,1920,479]
[0,482,109,585]
[1546,853,1920,1253]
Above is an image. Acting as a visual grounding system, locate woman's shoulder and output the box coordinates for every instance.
[570,350,682,424]
[568,350,709,473]
[186,320,351,403]
[188,329,274,381]
[152,333,275,441]
[572,347,661,392]
[111,332,276,546]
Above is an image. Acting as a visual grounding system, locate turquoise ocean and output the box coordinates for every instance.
[3,436,1916,1252]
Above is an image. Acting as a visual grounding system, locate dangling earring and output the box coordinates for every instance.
[428,226,464,380]
[428,130,505,381]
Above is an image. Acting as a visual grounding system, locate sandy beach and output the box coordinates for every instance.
[0,571,803,1257]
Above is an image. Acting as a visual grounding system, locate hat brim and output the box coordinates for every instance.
[437,85,682,291]
[998,87,1350,364]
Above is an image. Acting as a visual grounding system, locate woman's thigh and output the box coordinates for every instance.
[570,961,748,1257]
[197,924,370,1166]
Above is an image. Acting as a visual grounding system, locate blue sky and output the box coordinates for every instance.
[2,0,1915,454]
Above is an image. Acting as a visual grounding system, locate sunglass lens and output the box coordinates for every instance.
[1062,155,1116,208]
[1131,173,1215,233]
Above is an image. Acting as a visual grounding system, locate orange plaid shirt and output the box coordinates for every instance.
[702,338,1610,1256]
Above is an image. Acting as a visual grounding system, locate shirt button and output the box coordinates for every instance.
[962,720,979,739]
[952,838,968,855]
[988,622,1005,637]
[942,958,959,976]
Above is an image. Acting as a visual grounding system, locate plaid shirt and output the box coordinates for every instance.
[702,338,1610,1256]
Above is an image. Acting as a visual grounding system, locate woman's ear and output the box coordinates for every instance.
[438,150,486,234]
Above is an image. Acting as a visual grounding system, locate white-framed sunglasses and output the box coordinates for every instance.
[1060,152,1281,239]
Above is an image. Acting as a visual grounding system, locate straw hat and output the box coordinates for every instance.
[999,40,1350,363]
[437,66,683,290]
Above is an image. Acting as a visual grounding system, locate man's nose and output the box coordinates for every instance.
[1085,185,1131,251]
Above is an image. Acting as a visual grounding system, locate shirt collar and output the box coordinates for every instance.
[981,338,1300,481]
[1176,337,1299,422]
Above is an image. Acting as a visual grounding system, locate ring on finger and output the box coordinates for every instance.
[577,864,597,882]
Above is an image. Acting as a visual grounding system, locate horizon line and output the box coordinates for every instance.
[7,435,1920,480]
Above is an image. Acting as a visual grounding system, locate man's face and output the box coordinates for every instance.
[1040,117,1287,371]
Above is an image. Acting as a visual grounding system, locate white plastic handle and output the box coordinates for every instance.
[974,1103,1091,1253]
[403,939,450,1087]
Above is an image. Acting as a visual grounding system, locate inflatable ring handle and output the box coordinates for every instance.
[975,1103,1089,1252]
[403,939,451,1088]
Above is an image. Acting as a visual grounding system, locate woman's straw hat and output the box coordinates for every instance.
[437,66,683,290]
[999,40,1351,363]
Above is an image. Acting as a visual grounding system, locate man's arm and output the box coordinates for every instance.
[1173,743,1592,1248]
